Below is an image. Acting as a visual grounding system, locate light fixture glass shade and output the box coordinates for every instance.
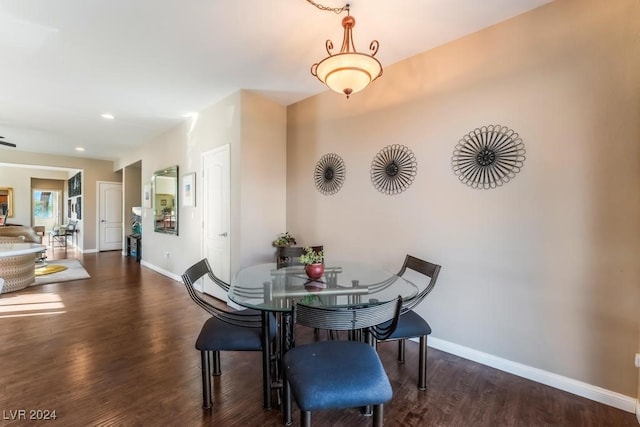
[311,14,382,98]
[315,52,382,96]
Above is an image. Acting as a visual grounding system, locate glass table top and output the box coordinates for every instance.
[230,262,421,312]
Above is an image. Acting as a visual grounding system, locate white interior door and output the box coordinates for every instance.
[99,181,123,251]
[202,145,230,300]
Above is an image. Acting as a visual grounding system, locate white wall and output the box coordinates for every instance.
[287,0,640,398]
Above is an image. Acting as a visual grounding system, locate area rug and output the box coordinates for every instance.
[33,259,91,286]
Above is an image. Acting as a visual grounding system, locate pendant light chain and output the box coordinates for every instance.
[306,0,349,15]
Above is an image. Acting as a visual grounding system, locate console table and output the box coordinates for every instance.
[126,234,141,262]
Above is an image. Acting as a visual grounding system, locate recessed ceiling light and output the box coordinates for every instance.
[75,147,85,152]
[101,113,115,120]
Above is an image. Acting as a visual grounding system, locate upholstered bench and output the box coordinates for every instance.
[0,237,45,293]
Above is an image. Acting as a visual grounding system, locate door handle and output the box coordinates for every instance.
[101,219,106,223]
[218,232,228,237]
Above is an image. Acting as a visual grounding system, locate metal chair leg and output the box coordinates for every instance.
[261,310,272,410]
[373,404,384,427]
[418,335,427,390]
[201,351,212,409]
[212,350,221,376]
[283,379,292,425]
[301,410,311,427]
[397,339,406,363]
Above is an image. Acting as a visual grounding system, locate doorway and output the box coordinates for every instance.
[98,181,123,251]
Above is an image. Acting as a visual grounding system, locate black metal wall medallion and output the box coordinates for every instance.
[451,125,526,189]
[314,153,346,195]
[370,144,417,195]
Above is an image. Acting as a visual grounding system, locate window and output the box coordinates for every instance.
[34,191,54,219]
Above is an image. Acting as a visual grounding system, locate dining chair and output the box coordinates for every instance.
[181,258,276,409]
[276,245,325,338]
[283,296,403,426]
[276,245,323,269]
[191,257,279,389]
[50,219,77,249]
[377,255,441,390]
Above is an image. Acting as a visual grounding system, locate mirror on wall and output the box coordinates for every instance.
[0,187,14,217]
[152,166,178,235]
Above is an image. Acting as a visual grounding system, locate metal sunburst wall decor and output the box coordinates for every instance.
[370,144,417,195]
[314,153,346,195]
[451,125,526,189]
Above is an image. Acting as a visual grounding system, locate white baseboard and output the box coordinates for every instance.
[81,248,98,253]
[141,261,238,309]
[427,336,636,414]
[140,260,181,282]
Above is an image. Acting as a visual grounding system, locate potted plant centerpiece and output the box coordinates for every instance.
[299,246,325,280]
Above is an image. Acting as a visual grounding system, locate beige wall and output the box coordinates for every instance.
[115,90,287,278]
[123,162,142,239]
[239,91,288,267]
[0,166,68,225]
[0,153,121,250]
[287,0,640,397]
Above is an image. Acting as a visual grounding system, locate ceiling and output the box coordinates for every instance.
[0,0,552,162]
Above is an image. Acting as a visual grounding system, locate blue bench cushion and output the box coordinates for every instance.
[284,340,392,411]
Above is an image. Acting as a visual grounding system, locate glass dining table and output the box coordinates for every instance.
[229,261,421,410]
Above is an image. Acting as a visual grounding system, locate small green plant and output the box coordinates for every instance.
[299,246,324,265]
[272,232,297,247]
[299,294,323,305]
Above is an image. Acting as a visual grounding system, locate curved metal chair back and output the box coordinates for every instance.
[398,255,441,312]
[66,219,78,232]
[181,259,261,329]
[294,296,402,341]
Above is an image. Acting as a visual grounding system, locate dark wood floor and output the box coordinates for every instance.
[0,251,636,426]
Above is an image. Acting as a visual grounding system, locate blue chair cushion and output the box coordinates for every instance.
[195,310,276,351]
[284,340,392,411]
[384,309,431,340]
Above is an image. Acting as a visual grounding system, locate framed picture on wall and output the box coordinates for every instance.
[68,172,82,197]
[182,172,195,207]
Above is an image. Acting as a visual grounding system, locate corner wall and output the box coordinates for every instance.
[114,90,287,280]
[287,0,640,398]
